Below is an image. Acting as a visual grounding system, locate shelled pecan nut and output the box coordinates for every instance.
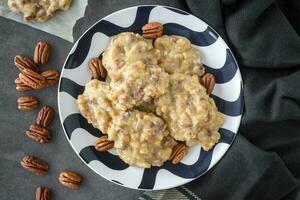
[34,41,50,65]
[58,171,82,189]
[20,155,48,175]
[36,106,54,127]
[41,70,60,85]
[19,68,46,89]
[88,58,107,80]
[26,124,52,143]
[200,73,215,95]
[170,143,188,164]
[36,187,51,200]
[94,135,114,152]
[15,77,33,91]
[142,22,163,39]
[14,55,38,72]
[17,96,38,111]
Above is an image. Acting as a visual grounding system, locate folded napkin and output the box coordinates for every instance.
[74,0,300,199]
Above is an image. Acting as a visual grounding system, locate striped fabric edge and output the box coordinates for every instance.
[139,186,202,200]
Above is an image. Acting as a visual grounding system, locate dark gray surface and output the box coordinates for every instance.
[0,17,143,200]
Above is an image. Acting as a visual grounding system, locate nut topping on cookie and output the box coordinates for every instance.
[142,22,163,39]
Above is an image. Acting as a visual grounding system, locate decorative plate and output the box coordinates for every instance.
[58,5,244,190]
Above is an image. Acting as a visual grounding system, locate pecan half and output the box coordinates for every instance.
[17,96,39,111]
[41,70,60,86]
[19,68,46,89]
[142,22,163,39]
[94,135,114,152]
[34,41,50,65]
[36,187,51,200]
[88,58,107,80]
[14,55,38,72]
[20,155,48,175]
[58,171,82,189]
[26,124,52,143]
[170,143,188,164]
[200,73,215,95]
[15,77,33,91]
[36,106,54,127]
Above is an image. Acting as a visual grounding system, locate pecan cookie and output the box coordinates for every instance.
[155,73,223,150]
[77,80,119,133]
[107,110,176,168]
[8,0,72,22]
[102,32,160,79]
[154,35,205,76]
[109,61,169,110]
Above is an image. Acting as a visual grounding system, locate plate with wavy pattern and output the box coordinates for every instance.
[58,5,244,190]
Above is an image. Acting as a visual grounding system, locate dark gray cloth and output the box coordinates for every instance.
[184,0,300,199]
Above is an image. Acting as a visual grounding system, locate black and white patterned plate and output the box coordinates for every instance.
[58,5,244,190]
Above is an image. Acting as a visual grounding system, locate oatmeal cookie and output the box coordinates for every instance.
[8,0,72,22]
[102,32,160,79]
[107,110,176,168]
[77,79,119,134]
[155,73,223,150]
[109,61,169,110]
[154,35,205,76]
